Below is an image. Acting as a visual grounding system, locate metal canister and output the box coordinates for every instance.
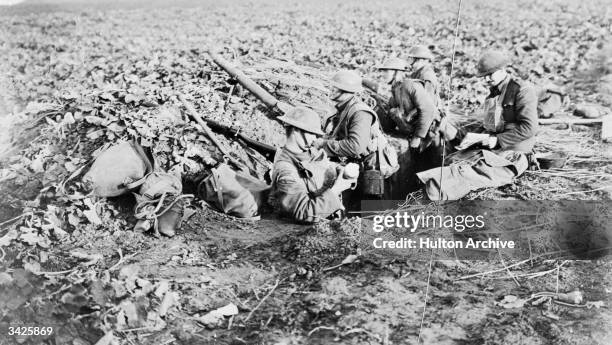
[362,169,385,196]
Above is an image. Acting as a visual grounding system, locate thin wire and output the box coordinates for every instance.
[417,246,436,344]
[438,0,463,201]
[418,0,463,343]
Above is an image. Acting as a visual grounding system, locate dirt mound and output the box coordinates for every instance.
[1,0,612,344]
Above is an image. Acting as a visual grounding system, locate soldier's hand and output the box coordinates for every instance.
[312,138,325,149]
[389,107,401,118]
[410,137,422,149]
[487,135,498,148]
[456,132,489,150]
[331,167,358,194]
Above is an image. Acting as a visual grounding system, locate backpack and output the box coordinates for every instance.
[138,171,182,199]
[134,172,191,237]
[536,84,567,118]
[372,126,400,179]
[197,163,270,219]
[82,140,154,197]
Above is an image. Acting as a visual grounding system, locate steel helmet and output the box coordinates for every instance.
[378,57,408,71]
[330,70,363,93]
[277,106,324,136]
[476,50,509,76]
[406,45,434,60]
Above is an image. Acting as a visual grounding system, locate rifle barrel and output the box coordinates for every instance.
[204,118,277,159]
[208,50,279,109]
[362,78,380,93]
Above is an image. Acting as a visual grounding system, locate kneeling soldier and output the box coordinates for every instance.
[378,57,447,170]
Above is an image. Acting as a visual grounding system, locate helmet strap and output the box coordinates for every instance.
[333,92,353,105]
[388,70,402,85]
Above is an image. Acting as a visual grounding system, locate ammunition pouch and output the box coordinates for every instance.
[197,163,270,219]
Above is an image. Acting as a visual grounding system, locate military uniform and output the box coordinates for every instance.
[388,79,440,140]
[269,148,343,223]
[416,74,538,200]
[321,96,378,161]
[387,78,445,177]
[484,75,538,152]
[409,65,440,105]
[320,95,385,209]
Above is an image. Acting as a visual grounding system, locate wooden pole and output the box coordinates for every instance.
[539,116,611,142]
[538,117,606,125]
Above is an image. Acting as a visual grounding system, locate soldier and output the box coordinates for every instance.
[378,58,443,160]
[269,106,357,223]
[314,70,394,208]
[315,70,378,161]
[416,50,538,200]
[474,50,539,152]
[406,45,440,103]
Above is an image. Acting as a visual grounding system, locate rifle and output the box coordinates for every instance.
[362,78,390,110]
[207,49,292,115]
[203,118,276,160]
[179,95,276,163]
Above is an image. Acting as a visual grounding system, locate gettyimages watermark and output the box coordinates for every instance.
[358,200,612,260]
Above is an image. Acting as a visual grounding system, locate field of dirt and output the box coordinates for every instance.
[1,0,612,344]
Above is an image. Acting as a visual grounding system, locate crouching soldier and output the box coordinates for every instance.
[416,50,538,200]
[314,70,398,210]
[269,106,357,223]
[406,45,440,103]
[377,58,451,171]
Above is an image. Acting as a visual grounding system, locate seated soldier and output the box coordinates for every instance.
[269,106,357,223]
[416,50,538,200]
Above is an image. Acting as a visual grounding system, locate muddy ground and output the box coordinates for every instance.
[1,0,612,344]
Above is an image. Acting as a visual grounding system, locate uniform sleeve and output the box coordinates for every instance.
[496,85,538,150]
[388,92,398,108]
[406,82,438,138]
[321,111,374,159]
[273,163,344,223]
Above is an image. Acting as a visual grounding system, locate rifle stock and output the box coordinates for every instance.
[362,78,389,108]
[180,95,277,162]
[203,118,277,160]
[362,78,379,93]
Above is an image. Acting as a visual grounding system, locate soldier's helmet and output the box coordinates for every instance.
[378,57,408,71]
[476,50,509,77]
[407,45,434,60]
[330,70,363,93]
[277,106,324,136]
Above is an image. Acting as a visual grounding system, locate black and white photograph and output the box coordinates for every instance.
[0,0,611,344]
